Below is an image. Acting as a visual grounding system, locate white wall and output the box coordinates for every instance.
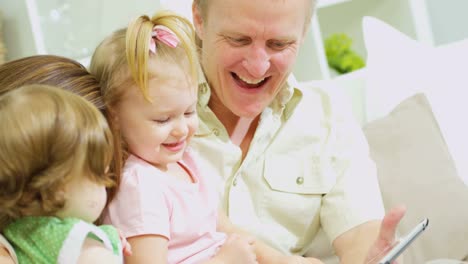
[2,1,36,60]
[1,0,161,62]
[427,0,468,45]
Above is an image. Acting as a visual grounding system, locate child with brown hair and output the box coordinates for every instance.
[0,55,123,204]
[0,55,128,264]
[0,85,128,264]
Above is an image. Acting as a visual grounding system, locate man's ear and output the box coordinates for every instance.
[192,2,204,39]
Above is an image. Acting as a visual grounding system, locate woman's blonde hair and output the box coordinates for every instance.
[89,10,199,161]
[0,55,122,204]
[0,85,114,231]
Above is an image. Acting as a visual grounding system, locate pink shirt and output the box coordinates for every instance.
[103,151,226,264]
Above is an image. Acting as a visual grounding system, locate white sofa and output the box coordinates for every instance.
[303,17,468,263]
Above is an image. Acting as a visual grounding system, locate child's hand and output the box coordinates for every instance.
[118,230,132,256]
[214,233,257,264]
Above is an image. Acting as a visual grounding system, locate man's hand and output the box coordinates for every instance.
[365,205,406,264]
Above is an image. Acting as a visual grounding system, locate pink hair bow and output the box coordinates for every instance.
[149,25,180,54]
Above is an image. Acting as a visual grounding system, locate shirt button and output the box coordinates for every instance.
[233,178,238,186]
[296,177,304,185]
[200,85,208,94]
[212,128,220,136]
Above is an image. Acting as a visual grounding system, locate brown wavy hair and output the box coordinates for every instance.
[0,85,114,231]
[0,55,122,204]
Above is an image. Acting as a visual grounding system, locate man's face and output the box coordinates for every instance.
[194,0,309,118]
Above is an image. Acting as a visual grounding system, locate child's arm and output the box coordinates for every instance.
[0,247,15,264]
[125,235,168,264]
[117,229,132,256]
[0,234,16,264]
[78,237,121,264]
[203,233,257,264]
[217,210,324,264]
[125,233,257,264]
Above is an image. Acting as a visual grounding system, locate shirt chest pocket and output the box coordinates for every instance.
[260,152,338,250]
[263,153,337,194]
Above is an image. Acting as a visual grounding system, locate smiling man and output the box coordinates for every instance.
[190,0,405,263]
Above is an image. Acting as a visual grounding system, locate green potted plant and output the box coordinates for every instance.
[325,33,365,74]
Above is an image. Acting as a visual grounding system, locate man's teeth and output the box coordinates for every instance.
[238,75,265,84]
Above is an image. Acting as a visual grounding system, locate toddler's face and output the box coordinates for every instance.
[116,62,198,170]
[56,175,107,223]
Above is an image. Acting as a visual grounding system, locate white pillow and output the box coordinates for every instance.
[363,16,468,186]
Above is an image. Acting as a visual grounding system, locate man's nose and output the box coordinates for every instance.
[242,45,270,78]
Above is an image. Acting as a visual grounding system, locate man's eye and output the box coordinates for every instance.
[228,37,250,46]
[268,40,291,50]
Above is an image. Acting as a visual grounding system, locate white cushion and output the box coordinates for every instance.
[364,93,468,263]
[363,16,468,186]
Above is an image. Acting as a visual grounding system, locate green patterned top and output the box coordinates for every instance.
[4,216,122,264]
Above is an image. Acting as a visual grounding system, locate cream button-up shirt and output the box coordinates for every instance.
[191,75,385,256]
